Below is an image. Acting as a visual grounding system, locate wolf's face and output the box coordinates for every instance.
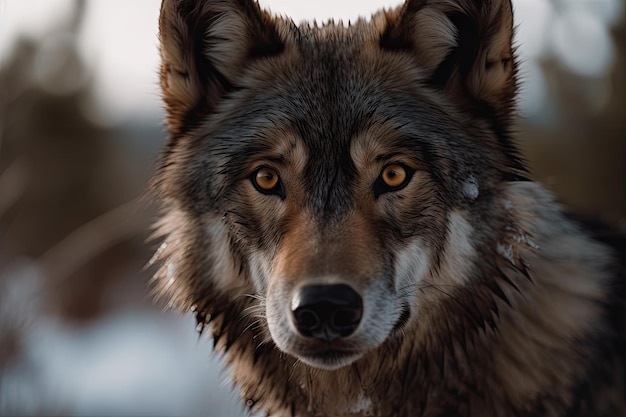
[154,0,519,370]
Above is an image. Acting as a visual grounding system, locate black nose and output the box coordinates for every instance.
[291,284,363,342]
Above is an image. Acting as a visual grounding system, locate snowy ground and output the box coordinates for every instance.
[1,309,246,416]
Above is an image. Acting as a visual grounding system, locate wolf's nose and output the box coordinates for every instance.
[291,284,363,341]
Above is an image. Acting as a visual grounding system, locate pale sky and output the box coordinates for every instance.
[0,0,622,125]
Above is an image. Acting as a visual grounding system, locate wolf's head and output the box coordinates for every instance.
[153,0,521,371]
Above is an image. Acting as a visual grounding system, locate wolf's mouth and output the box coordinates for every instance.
[297,349,363,370]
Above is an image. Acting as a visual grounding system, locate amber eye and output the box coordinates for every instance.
[382,164,407,187]
[251,167,285,198]
[255,167,279,190]
[374,163,414,198]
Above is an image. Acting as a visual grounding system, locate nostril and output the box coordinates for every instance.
[331,307,362,332]
[291,284,363,341]
[294,308,321,333]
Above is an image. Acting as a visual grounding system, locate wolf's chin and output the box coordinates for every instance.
[297,351,363,370]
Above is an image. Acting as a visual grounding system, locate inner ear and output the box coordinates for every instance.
[159,0,285,136]
[380,0,516,120]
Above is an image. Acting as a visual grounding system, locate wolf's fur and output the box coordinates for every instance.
[151,0,625,415]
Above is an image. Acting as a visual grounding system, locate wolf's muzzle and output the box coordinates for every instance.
[291,284,363,342]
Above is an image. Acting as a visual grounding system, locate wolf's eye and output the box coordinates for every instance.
[251,167,284,197]
[255,167,279,190]
[382,164,407,187]
[374,163,414,197]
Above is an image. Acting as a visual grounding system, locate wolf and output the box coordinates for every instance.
[150,0,625,415]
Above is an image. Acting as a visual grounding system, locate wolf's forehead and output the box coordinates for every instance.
[229,68,441,167]
[218,40,458,176]
[235,110,418,187]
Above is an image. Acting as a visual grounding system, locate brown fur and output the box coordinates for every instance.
[151,0,625,416]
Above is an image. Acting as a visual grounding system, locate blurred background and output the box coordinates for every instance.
[0,0,623,415]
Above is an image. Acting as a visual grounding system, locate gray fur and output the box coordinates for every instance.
[151,0,625,415]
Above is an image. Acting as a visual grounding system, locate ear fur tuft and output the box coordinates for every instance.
[381,0,516,121]
[159,0,284,135]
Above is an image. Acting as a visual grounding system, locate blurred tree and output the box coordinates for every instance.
[0,0,150,323]
[518,21,625,228]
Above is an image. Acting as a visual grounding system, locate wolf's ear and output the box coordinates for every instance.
[381,0,516,122]
[159,0,284,135]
